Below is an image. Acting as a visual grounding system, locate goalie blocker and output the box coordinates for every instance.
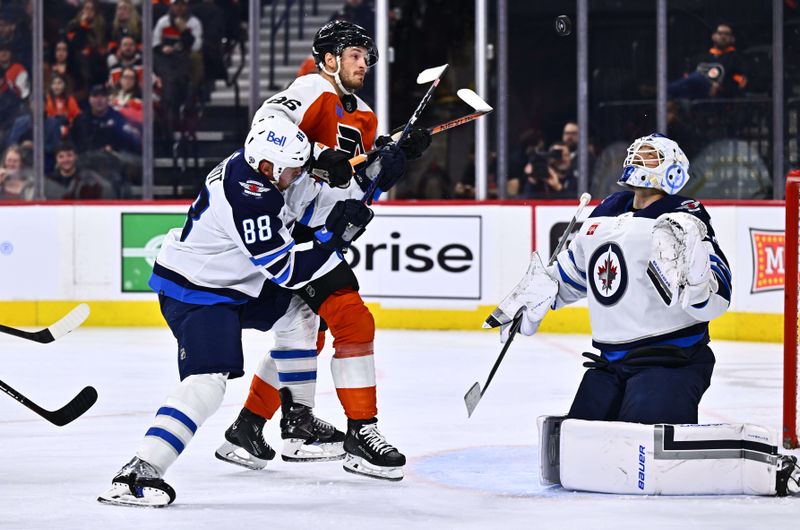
[538,416,800,496]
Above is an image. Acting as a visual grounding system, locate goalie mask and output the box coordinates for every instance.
[245,115,311,190]
[617,134,690,195]
[312,20,378,96]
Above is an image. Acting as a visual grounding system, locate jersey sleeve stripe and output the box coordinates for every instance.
[557,262,587,292]
[710,264,731,293]
[711,266,732,302]
[250,240,295,266]
[266,254,290,276]
[710,255,732,284]
[299,200,316,226]
[568,249,586,278]
[270,261,293,286]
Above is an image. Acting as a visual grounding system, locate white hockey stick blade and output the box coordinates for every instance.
[48,303,91,340]
[416,64,448,84]
[456,88,493,113]
[464,382,482,418]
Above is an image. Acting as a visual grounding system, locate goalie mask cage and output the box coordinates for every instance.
[784,174,800,448]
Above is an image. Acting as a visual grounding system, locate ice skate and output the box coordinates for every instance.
[97,456,176,508]
[279,387,345,462]
[776,455,800,496]
[214,407,276,470]
[343,418,405,481]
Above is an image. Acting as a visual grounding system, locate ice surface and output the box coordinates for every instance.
[0,328,796,529]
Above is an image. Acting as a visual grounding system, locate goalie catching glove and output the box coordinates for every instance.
[314,199,374,251]
[483,251,558,343]
[647,212,717,309]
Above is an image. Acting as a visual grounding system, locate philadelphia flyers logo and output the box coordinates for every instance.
[337,123,365,157]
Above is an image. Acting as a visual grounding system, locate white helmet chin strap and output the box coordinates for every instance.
[319,55,354,95]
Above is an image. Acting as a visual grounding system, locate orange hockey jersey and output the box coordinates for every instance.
[251,74,377,158]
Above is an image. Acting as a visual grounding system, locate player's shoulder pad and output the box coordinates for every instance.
[589,191,634,218]
[636,194,710,223]
[354,93,374,114]
[290,73,337,99]
[222,150,284,214]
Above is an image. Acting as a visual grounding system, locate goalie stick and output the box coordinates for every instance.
[0,303,90,343]
[465,193,592,417]
[1,379,97,426]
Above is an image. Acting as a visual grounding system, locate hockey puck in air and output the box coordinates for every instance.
[555,15,572,36]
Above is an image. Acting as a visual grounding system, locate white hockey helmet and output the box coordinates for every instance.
[245,115,311,185]
[617,133,690,195]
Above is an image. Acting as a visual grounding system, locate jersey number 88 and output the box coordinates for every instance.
[242,216,272,244]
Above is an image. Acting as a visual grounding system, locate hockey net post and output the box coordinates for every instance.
[784,174,800,449]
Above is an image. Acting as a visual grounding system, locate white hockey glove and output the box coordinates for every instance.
[483,251,558,343]
[648,212,717,309]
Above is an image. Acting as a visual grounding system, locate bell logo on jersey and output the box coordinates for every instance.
[588,242,628,306]
[266,131,287,147]
[240,180,271,197]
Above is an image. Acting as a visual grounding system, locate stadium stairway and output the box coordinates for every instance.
[154,0,342,198]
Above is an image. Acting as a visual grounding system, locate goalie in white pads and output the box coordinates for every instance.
[495,133,800,495]
[497,134,730,424]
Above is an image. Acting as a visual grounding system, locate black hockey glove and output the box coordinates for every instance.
[314,199,374,251]
[375,125,432,160]
[309,148,353,189]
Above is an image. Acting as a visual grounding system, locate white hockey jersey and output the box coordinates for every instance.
[551,192,732,360]
[149,150,343,304]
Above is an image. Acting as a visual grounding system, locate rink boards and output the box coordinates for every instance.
[0,200,786,342]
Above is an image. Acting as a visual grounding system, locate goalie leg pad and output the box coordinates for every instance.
[556,419,781,495]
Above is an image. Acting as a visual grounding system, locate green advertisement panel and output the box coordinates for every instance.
[121,213,185,292]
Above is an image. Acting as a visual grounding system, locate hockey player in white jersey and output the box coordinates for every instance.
[97,116,375,507]
[215,21,430,481]
[491,133,800,496]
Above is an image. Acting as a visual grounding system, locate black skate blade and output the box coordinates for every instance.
[464,382,482,418]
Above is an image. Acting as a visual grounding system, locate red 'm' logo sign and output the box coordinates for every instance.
[750,229,785,293]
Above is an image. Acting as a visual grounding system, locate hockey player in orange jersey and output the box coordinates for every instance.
[215,20,431,481]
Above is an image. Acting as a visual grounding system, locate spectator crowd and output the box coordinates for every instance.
[0,0,241,201]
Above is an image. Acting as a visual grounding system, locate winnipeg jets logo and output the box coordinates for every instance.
[240,180,270,197]
[597,253,617,294]
[588,242,628,306]
[678,199,701,212]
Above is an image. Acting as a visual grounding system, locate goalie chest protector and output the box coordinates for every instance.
[561,192,715,350]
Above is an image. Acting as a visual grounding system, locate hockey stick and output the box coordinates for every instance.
[348,88,492,169]
[0,303,90,343]
[360,64,449,203]
[465,193,592,417]
[0,379,98,426]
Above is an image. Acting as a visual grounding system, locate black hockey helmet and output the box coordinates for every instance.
[312,20,378,67]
